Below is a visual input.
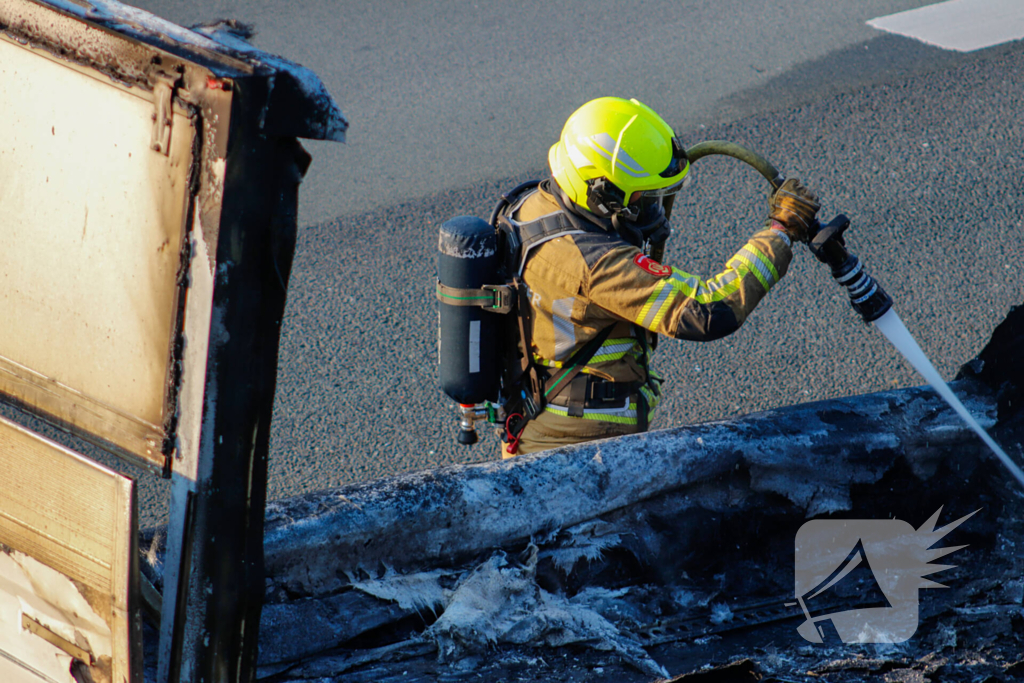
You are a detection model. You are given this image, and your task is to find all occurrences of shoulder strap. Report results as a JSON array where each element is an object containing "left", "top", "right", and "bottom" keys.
[
  {"left": 488, "top": 180, "right": 541, "bottom": 228},
  {"left": 498, "top": 211, "right": 586, "bottom": 276}
]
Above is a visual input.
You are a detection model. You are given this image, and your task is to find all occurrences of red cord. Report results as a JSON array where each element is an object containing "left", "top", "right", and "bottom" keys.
[{"left": 505, "top": 413, "right": 524, "bottom": 455}]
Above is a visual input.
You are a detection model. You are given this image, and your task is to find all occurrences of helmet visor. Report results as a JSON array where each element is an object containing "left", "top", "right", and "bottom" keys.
[
  {"left": 634, "top": 135, "right": 689, "bottom": 202},
  {"left": 638, "top": 175, "right": 688, "bottom": 200},
  {"left": 620, "top": 136, "right": 690, "bottom": 220}
]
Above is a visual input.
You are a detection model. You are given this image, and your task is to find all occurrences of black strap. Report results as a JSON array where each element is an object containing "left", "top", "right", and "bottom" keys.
[
  {"left": 541, "top": 325, "right": 616, "bottom": 403},
  {"left": 488, "top": 180, "right": 540, "bottom": 228},
  {"left": 499, "top": 210, "right": 585, "bottom": 275},
  {"left": 636, "top": 388, "right": 650, "bottom": 432},
  {"left": 548, "top": 375, "right": 639, "bottom": 409},
  {"left": 512, "top": 277, "right": 543, "bottom": 417},
  {"left": 633, "top": 326, "right": 661, "bottom": 431},
  {"left": 567, "top": 375, "right": 588, "bottom": 418}
]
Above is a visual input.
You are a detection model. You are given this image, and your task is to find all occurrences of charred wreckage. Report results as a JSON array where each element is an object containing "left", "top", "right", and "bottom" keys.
[
  {"left": 0, "top": 2, "right": 1019, "bottom": 681},
  {"left": 140, "top": 305, "right": 1024, "bottom": 682}
]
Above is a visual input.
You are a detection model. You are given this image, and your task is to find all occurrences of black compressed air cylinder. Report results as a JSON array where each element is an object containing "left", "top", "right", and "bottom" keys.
[{"left": 438, "top": 216, "right": 501, "bottom": 405}]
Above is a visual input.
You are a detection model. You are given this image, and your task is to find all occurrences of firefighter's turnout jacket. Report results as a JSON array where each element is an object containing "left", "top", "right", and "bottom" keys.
[{"left": 503, "top": 181, "right": 793, "bottom": 455}]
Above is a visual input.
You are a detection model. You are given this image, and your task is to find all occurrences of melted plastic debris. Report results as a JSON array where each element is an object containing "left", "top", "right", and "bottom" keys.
[
  {"left": 349, "top": 566, "right": 450, "bottom": 614},
  {"left": 427, "top": 546, "right": 668, "bottom": 679},
  {"left": 709, "top": 603, "right": 734, "bottom": 626},
  {"left": 541, "top": 519, "right": 623, "bottom": 574}
]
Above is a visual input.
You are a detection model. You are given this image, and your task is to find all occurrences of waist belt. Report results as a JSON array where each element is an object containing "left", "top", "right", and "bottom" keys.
[{"left": 547, "top": 375, "right": 641, "bottom": 415}]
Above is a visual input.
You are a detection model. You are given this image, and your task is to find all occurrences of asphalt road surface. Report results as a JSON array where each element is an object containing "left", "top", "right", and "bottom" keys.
[{"left": 45, "top": 0, "right": 1024, "bottom": 526}]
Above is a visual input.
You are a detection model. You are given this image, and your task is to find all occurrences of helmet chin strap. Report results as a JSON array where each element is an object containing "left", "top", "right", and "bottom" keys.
[
  {"left": 611, "top": 203, "right": 671, "bottom": 251},
  {"left": 551, "top": 181, "right": 671, "bottom": 254}
]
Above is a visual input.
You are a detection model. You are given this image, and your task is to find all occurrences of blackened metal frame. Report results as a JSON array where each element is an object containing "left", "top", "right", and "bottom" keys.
[{"left": 0, "top": 2, "right": 346, "bottom": 681}]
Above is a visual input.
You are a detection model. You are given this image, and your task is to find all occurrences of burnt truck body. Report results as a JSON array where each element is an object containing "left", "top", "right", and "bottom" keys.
[
  {"left": 243, "top": 305, "right": 1023, "bottom": 683},
  {"left": 3, "top": 3, "right": 1023, "bottom": 683},
  {"left": 0, "top": 2, "right": 345, "bottom": 682}
]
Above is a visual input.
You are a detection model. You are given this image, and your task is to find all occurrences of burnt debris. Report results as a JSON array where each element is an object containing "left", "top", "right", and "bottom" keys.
[{"left": 138, "top": 306, "right": 1024, "bottom": 682}]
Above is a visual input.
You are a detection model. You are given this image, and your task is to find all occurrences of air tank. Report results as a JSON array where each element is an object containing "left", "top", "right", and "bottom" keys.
[{"left": 437, "top": 216, "right": 502, "bottom": 406}]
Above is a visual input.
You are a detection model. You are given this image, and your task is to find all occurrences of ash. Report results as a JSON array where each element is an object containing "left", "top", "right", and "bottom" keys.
[{"left": 140, "top": 307, "right": 1024, "bottom": 682}]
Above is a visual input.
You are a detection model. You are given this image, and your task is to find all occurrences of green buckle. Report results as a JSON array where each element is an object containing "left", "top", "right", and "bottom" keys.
[
  {"left": 436, "top": 281, "right": 513, "bottom": 314},
  {"left": 481, "top": 284, "right": 513, "bottom": 314}
]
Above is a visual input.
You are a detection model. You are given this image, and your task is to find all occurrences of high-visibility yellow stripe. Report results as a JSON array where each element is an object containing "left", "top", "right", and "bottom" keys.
[
  {"left": 747, "top": 244, "right": 779, "bottom": 283},
  {"left": 728, "top": 253, "right": 767, "bottom": 291},
  {"left": 704, "top": 271, "right": 741, "bottom": 301},
  {"left": 537, "top": 337, "right": 638, "bottom": 368},
  {"left": 544, "top": 402, "right": 639, "bottom": 424},
  {"left": 590, "top": 349, "right": 633, "bottom": 363},
  {"left": 637, "top": 280, "right": 671, "bottom": 326},
  {"left": 652, "top": 288, "right": 682, "bottom": 329},
  {"left": 667, "top": 272, "right": 698, "bottom": 297},
  {"left": 545, "top": 387, "right": 661, "bottom": 424},
  {"left": 737, "top": 246, "right": 778, "bottom": 289},
  {"left": 640, "top": 385, "right": 661, "bottom": 412}
]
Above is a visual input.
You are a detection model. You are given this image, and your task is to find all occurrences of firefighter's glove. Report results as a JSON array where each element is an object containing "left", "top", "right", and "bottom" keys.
[{"left": 768, "top": 178, "right": 820, "bottom": 243}]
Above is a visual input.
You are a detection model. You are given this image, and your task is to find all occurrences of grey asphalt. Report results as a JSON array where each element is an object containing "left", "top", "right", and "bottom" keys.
[
  {"left": 44, "top": 1, "right": 1024, "bottom": 526},
  {"left": 132, "top": 0, "right": 944, "bottom": 225},
  {"left": 265, "top": 39, "right": 1023, "bottom": 502}
]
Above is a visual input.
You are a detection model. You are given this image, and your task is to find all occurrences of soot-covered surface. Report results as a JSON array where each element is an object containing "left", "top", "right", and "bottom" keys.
[{"left": 138, "top": 307, "right": 1024, "bottom": 682}]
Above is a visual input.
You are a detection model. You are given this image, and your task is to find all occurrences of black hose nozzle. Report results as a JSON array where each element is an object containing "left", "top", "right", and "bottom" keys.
[{"left": 809, "top": 215, "right": 893, "bottom": 323}]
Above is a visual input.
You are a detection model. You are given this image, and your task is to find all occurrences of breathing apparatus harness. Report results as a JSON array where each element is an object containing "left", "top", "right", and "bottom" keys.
[
  {"left": 437, "top": 179, "right": 663, "bottom": 450},
  {"left": 493, "top": 180, "right": 662, "bottom": 453}
]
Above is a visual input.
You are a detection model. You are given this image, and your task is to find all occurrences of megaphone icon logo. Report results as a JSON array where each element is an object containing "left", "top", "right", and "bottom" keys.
[{"left": 791, "top": 507, "right": 977, "bottom": 644}]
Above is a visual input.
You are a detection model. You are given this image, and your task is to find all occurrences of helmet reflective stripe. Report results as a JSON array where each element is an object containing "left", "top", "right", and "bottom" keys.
[
  {"left": 584, "top": 133, "right": 650, "bottom": 179},
  {"left": 549, "top": 97, "right": 689, "bottom": 213}
]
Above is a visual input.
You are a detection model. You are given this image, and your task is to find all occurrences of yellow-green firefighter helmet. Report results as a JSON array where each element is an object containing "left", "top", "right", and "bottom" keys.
[{"left": 549, "top": 97, "right": 689, "bottom": 218}]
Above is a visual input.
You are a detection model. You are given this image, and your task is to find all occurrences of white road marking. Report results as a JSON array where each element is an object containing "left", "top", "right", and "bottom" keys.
[{"left": 868, "top": 0, "right": 1024, "bottom": 52}]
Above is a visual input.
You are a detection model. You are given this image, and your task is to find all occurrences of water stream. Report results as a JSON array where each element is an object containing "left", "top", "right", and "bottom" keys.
[{"left": 873, "top": 309, "right": 1024, "bottom": 489}]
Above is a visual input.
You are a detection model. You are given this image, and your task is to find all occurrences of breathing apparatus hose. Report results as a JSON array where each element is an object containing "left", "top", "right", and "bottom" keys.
[{"left": 684, "top": 140, "right": 892, "bottom": 323}]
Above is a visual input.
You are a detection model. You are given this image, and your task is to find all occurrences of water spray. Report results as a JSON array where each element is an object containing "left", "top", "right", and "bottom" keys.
[{"left": 687, "top": 140, "right": 1024, "bottom": 489}]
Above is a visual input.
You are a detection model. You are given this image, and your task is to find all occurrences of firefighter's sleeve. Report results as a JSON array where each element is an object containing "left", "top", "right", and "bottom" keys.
[{"left": 585, "top": 228, "right": 793, "bottom": 341}]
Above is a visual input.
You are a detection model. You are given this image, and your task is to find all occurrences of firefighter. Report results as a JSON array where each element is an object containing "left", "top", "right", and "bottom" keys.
[{"left": 499, "top": 96, "right": 819, "bottom": 456}]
